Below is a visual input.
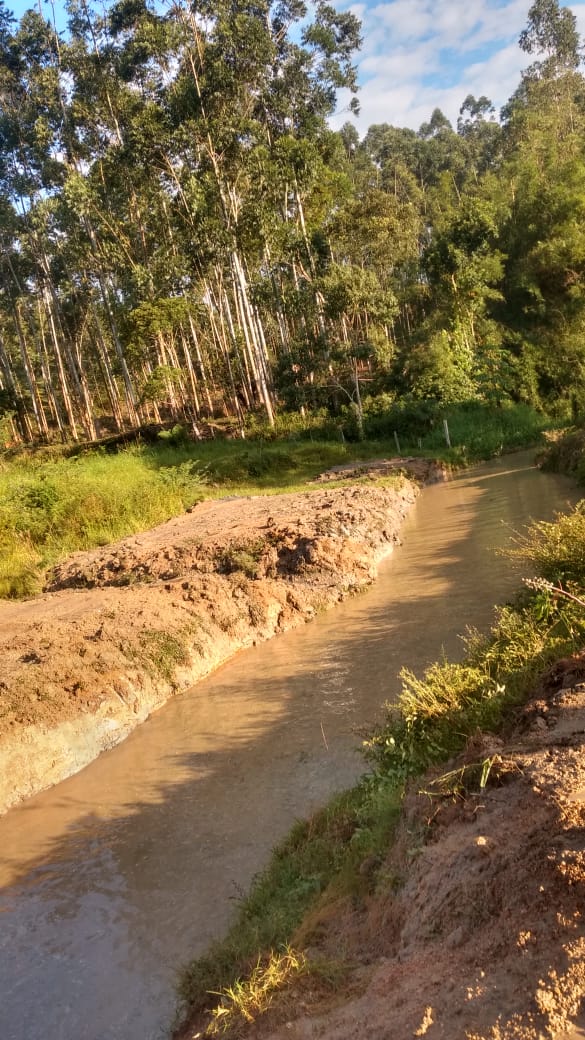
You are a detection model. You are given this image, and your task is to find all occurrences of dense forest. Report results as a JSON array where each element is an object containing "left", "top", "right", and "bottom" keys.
[{"left": 0, "top": 0, "right": 583, "bottom": 444}]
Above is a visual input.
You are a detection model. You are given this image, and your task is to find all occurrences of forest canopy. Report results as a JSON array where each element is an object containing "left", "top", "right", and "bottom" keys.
[{"left": 0, "top": 0, "right": 583, "bottom": 443}]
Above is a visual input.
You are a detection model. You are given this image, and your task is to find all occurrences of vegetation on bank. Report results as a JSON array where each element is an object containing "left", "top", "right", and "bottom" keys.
[
  {"left": 175, "top": 478, "right": 585, "bottom": 1038},
  {"left": 0, "top": 401, "right": 549, "bottom": 598},
  {"left": 539, "top": 427, "right": 585, "bottom": 483}
]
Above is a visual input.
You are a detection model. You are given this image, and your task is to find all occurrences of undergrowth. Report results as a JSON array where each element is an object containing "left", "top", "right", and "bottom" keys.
[
  {"left": 540, "top": 427, "right": 585, "bottom": 482},
  {"left": 175, "top": 500, "right": 585, "bottom": 1038}
]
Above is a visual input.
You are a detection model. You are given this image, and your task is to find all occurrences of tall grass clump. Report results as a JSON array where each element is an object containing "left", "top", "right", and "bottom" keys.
[
  {"left": 204, "top": 948, "right": 308, "bottom": 1035},
  {"left": 0, "top": 449, "right": 207, "bottom": 597}
]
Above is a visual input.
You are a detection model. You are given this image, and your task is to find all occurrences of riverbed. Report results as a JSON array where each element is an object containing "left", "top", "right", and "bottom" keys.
[{"left": 0, "top": 452, "right": 577, "bottom": 1040}]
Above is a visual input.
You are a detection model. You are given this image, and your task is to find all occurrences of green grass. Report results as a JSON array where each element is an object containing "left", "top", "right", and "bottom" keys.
[
  {"left": 0, "top": 450, "right": 207, "bottom": 597},
  {"left": 139, "top": 629, "right": 191, "bottom": 684},
  {"left": 417, "top": 400, "right": 552, "bottom": 462},
  {"left": 177, "top": 779, "right": 402, "bottom": 1033},
  {"left": 0, "top": 401, "right": 553, "bottom": 599},
  {"left": 175, "top": 498, "right": 585, "bottom": 1037},
  {"left": 363, "top": 501, "right": 585, "bottom": 782}
]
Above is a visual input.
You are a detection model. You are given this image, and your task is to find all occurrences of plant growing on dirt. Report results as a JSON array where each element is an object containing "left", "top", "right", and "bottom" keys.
[
  {"left": 218, "top": 540, "right": 266, "bottom": 580},
  {"left": 205, "top": 948, "right": 308, "bottom": 1035},
  {"left": 139, "top": 630, "right": 190, "bottom": 684}
]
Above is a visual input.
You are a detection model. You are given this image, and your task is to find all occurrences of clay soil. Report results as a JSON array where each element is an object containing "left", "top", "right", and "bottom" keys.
[
  {"left": 0, "top": 463, "right": 441, "bottom": 811},
  {"left": 238, "top": 660, "right": 585, "bottom": 1040}
]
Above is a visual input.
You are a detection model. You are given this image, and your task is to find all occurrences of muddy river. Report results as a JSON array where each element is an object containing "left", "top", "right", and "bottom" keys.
[{"left": 0, "top": 452, "right": 578, "bottom": 1040}]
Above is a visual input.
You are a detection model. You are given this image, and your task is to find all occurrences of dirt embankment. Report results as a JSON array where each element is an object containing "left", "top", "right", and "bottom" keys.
[
  {"left": 0, "top": 461, "right": 443, "bottom": 814},
  {"left": 239, "top": 660, "right": 585, "bottom": 1040}
]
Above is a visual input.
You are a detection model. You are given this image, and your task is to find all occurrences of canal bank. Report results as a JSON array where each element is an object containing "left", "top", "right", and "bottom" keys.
[
  {"left": 0, "top": 451, "right": 577, "bottom": 1040},
  {"left": 0, "top": 470, "right": 429, "bottom": 814}
]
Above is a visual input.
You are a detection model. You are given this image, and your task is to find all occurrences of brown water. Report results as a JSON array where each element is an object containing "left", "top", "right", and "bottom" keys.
[{"left": 0, "top": 453, "right": 577, "bottom": 1040}]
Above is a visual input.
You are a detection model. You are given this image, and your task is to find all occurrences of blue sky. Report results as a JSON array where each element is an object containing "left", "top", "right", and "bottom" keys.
[
  {"left": 6, "top": 0, "right": 585, "bottom": 132},
  {"left": 333, "top": 0, "right": 585, "bottom": 131}
]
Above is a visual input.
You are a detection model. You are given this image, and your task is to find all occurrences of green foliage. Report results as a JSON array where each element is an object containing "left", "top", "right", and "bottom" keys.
[
  {"left": 508, "top": 504, "right": 585, "bottom": 586},
  {"left": 519, "top": 0, "right": 581, "bottom": 75},
  {"left": 0, "top": 449, "right": 207, "bottom": 597},
  {"left": 361, "top": 396, "right": 440, "bottom": 439},
  {"left": 140, "top": 368, "right": 184, "bottom": 405},
  {"left": 2, "top": 0, "right": 585, "bottom": 446},
  {"left": 218, "top": 540, "right": 264, "bottom": 579},
  {"left": 363, "top": 502, "right": 585, "bottom": 784},
  {"left": 540, "top": 428, "right": 585, "bottom": 478},
  {"left": 139, "top": 629, "right": 190, "bottom": 683},
  {"left": 419, "top": 401, "right": 549, "bottom": 460},
  {"left": 177, "top": 779, "right": 401, "bottom": 1024},
  {"left": 156, "top": 458, "right": 207, "bottom": 505}
]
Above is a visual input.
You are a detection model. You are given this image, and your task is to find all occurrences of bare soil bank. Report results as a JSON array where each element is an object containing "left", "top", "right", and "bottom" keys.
[
  {"left": 238, "top": 661, "right": 585, "bottom": 1040},
  {"left": 0, "top": 460, "right": 443, "bottom": 813}
]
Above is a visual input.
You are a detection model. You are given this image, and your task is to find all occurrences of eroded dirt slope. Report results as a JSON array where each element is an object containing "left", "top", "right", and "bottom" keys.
[
  {"left": 248, "top": 661, "right": 585, "bottom": 1040},
  {"left": 0, "top": 475, "right": 427, "bottom": 812}
]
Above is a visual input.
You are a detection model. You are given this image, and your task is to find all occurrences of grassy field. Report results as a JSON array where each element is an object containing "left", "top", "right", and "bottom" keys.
[
  {"left": 0, "top": 402, "right": 551, "bottom": 599},
  {"left": 175, "top": 496, "right": 585, "bottom": 1038}
]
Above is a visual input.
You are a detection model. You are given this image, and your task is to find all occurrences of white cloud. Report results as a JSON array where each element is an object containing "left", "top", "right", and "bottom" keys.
[{"left": 333, "top": 0, "right": 585, "bottom": 132}]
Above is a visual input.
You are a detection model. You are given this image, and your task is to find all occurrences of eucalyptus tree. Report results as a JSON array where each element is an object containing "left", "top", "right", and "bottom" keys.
[
  {"left": 0, "top": 4, "right": 94, "bottom": 439},
  {"left": 456, "top": 95, "right": 502, "bottom": 178},
  {"left": 158, "top": 0, "right": 361, "bottom": 423},
  {"left": 496, "top": 0, "right": 585, "bottom": 410}
]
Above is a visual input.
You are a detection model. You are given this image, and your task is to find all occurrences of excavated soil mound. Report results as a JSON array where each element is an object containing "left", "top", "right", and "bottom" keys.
[
  {"left": 0, "top": 480, "right": 419, "bottom": 812},
  {"left": 314, "top": 457, "right": 449, "bottom": 485}
]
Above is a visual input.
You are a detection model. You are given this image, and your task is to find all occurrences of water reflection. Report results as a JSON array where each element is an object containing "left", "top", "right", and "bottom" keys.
[{"left": 0, "top": 452, "right": 577, "bottom": 1040}]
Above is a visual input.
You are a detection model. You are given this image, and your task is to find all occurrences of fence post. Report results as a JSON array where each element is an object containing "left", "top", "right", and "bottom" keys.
[
  {"left": 394, "top": 430, "right": 401, "bottom": 454},
  {"left": 443, "top": 419, "right": 451, "bottom": 448}
]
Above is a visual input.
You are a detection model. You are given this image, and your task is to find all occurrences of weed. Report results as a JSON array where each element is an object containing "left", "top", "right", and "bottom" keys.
[
  {"left": 204, "top": 947, "right": 307, "bottom": 1035},
  {"left": 219, "top": 549, "right": 262, "bottom": 580},
  {"left": 216, "top": 539, "right": 266, "bottom": 580},
  {"left": 139, "top": 629, "right": 190, "bottom": 684}
]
